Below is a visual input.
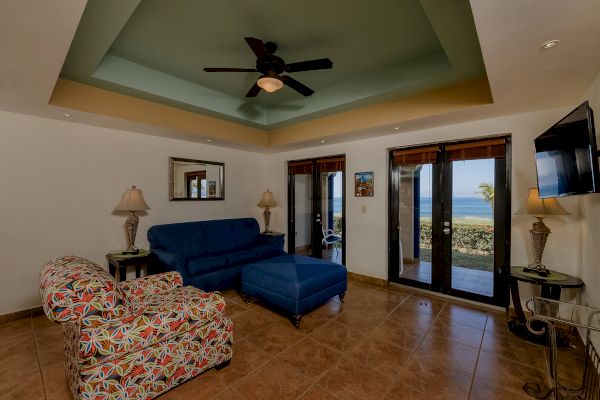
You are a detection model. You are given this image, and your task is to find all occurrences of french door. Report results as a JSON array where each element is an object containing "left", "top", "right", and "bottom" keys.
[
  {"left": 287, "top": 156, "right": 346, "bottom": 265},
  {"left": 388, "top": 137, "right": 510, "bottom": 306}
]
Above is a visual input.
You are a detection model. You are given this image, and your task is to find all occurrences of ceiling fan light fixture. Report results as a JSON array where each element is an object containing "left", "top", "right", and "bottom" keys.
[{"left": 257, "top": 76, "right": 283, "bottom": 93}]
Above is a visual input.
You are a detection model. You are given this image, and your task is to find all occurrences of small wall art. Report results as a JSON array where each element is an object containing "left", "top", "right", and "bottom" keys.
[{"left": 354, "top": 171, "right": 374, "bottom": 197}]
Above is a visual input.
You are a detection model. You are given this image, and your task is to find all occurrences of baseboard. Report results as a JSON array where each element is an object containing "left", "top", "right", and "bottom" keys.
[
  {"left": 347, "top": 271, "right": 389, "bottom": 287},
  {"left": 0, "top": 306, "right": 44, "bottom": 325}
]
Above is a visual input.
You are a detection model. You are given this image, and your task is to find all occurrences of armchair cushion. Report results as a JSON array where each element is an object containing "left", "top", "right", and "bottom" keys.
[
  {"left": 118, "top": 271, "right": 183, "bottom": 308},
  {"left": 78, "top": 287, "right": 226, "bottom": 365},
  {"left": 39, "top": 256, "right": 124, "bottom": 326}
]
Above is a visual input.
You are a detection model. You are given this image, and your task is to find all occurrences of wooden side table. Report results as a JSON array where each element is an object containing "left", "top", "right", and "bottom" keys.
[
  {"left": 106, "top": 250, "right": 156, "bottom": 282},
  {"left": 262, "top": 231, "right": 285, "bottom": 237}
]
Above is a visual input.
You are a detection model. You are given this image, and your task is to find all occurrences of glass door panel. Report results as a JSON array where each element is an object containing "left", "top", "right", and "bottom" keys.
[
  {"left": 450, "top": 159, "right": 495, "bottom": 297},
  {"left": 293, "top": 173, "right": 313, "bottom": 256},
  {"left": 319, "top": 171, "right": 343, "bottom": 264},
  {"left": 397, "top": 163, "right": 434, "bottom": 284}
]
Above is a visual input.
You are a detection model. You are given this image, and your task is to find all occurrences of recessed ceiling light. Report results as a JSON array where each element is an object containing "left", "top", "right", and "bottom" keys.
[
  {"left": 206, "top": 139, "right": 212, "bottom": 142},
  {"left": 541, "top": 40, "right": 560, "bottom": 50},
  {"left": 394, "top": 126, "right": 400, "bottom": 131},
  {"left": 62, "top": 113, "right": 71, "bottom": 118},
  {"left": 320, "top": 140, "right": 326, "bottom": 143}
]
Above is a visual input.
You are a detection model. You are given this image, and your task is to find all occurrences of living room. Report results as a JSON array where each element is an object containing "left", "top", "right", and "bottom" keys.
[{"left": 2, "top": 0, "right": 600, "bottom": 399}]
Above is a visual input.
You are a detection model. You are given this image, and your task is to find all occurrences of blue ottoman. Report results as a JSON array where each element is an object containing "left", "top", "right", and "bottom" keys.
[{"left": 241, "top": 255, "right": 347, "bottom": 328}]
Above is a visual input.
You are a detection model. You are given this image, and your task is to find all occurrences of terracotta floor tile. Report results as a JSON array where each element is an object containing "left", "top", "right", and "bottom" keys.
[
  {"left": 484, "top": 311, "right": 511, "bottom": 335},
  {"left": 429, "top": 320, "right": 484, "bottom": 349},
  {"left": 438, "top": 303, "right": 489, "bottom": 329},
  {"left": 277, "top": 337, "right": 343, "bottom": 381},
  {"left": 333, "top": 305, "right": 384, "bottom": 331},
  {"left": 318, "top": 355, "right": 393, "bottom": 400},
  {"left": 310, "top": 320, "right": 367, "bottom": 353},
  {"left": 214, "top": 388, "right": 245, "bottom": 400},
  {"left": 387, "top": 307, "right": 436, "bottom": 335},
  {"left": 232, "top": 359, "right": 311, "bottom": 400},
  {"left": 299, "top": 385, "right": 339, "bottom": 400},
  {"left": 549, "top": 349, "right": 585, "bottom": 382},
  {"left": 160, "top": 368, "right": 229, "bottom": 399},
  {"left": 224, "top": 299, "right": 252, "bottom": 319},
  {"left": 413, "top": 334, "right": 479, "bottom": 374},
  {"left": 231, "top": 308, "right": 277, "bottom": 338},
  {"left": 481, "top": 330, "right": 547, "bottom": 370},
  {"left": 348, "top": 336, "right": 412, "bottom": 377},
  {"left": 393, "top": 357, "right": 473, "bottom": 400},
  {"left": 216, "top": 338, "right": 272, "bottom": 386},
  {"left": 245, "top": 320, "right": 305, "bottom": 355},
  {"left": 296, "top": 301, "right": 343, "bottom": 334},
  {"left": 396, "top": 294, "right": 445, "bottom": 316},
  {"left": 475, "top": 350, "right": 548, "bottom": 395},
  {"left": 370, "top": 319, "right": 425, "bottom": 352},
  {"left": 469, "top": 378, "right": 532, "bottom": 400},
  {"left": 384, "top": 380, "right": 468, "bottom": 400}
]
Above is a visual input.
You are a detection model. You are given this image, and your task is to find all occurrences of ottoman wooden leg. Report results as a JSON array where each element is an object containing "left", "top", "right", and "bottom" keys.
[
  {"left": 291, "top": 315, "right": 302, "bottom": 329},
  {"left": 339, "top": 291, "right": 346, "bottom": 302}
]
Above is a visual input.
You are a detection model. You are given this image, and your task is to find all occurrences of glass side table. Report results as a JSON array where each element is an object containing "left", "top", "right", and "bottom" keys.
[{"left": 524, "top": 297, "right": 600, "bottom": 399}]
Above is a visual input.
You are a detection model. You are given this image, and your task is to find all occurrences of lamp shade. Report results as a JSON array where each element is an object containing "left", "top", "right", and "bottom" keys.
[
  {"left": 114, "top": 186, "right": 151, "bottom": 212},
  {"left": 257, "top": 76, "right": 283, "bottom": 93},
  {"left": 514, "top": 187, "right": 569, "bottom": 217},
  {"left": 257, "top": 190, "right": 277, "bottom": 208}
]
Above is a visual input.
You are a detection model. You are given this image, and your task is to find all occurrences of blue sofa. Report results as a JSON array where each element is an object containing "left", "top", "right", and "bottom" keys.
[{"left": 147, "top": 218, "right": 285, "bottom": 291}]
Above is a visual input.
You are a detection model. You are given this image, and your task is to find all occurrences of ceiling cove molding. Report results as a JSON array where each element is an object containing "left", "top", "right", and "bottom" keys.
[{"left": 50, "top": 77, "right": 491, "bottom": 150}]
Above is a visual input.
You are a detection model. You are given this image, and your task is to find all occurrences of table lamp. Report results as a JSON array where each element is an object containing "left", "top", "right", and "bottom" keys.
[
  {"left": 114, "top": 186, "right": 151, "bottom": 254},
  {"left": 257, "top": 190, "right": 277, "bottom": 233},
  {"left": 515, "top": 187, "right": 569, "bottom": 275}
]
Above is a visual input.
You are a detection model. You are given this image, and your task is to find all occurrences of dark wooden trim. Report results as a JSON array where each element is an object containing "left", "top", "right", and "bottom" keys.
[{"left": 287, "top": 174, "right": 296, "bottom": 253}]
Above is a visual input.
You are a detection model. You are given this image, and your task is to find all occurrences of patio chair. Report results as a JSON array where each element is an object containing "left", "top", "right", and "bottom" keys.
[{"left": 322, "top": 225, "right": 342, "bottom": 254}]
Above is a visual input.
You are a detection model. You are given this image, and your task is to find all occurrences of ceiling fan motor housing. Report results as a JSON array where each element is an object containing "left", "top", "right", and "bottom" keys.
[{"left": 256, "top": 55, "right": 285, "bottom": 76}]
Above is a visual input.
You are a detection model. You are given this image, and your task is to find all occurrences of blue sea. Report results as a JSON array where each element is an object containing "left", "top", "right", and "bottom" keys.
[
  {"left": 420, "top": 197, "right": 492, "bottom": 219},
  {"left": 331, "top": 196, "right": 491, "bottom": 219}
]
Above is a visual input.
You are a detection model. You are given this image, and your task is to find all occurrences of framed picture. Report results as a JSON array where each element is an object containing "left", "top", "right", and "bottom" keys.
[
  {"left": 355, "top": 171, "right": 374, "bottom": 197},
  {"left": 208, "top": 181, "right": 217, "bottom": 197}
]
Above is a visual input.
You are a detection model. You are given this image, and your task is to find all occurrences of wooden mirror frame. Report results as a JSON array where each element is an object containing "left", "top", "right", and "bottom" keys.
[{"left": 169, "top": 157, "right": 225, "bottom": 201}]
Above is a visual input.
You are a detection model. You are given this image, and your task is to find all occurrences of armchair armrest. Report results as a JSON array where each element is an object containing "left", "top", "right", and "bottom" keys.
[{"left": 118, "top": 271, "right": 183, "bottom": 306}]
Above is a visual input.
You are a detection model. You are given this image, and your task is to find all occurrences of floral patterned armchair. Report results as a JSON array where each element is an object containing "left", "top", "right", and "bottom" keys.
[{"left": 39, "top": 256, "right": 233, "bottom": 400}]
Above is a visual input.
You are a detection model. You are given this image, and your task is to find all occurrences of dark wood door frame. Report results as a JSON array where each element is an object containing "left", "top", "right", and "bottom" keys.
[
  {"left": 287, "top": 155, "right": 346, "bottom": 265},
  {"left": 388, "top": 137, "right": 511, "bottom": 307}
]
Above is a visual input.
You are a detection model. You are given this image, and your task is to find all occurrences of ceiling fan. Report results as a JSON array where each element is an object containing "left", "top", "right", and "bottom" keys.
[{"left": 204, "top": 37, "right": 333, "bottom": 97}]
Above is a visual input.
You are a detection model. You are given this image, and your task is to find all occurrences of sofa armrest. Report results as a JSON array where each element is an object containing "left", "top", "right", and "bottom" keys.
[
  {"left": 118, "top": 271, "right": 183, "bottom": 305},
  {"left": 258, "top": 233, "right": 285, "bottom": 249},
  {"left": 151, "top": 248, "right": 186, "bottom": 272}
]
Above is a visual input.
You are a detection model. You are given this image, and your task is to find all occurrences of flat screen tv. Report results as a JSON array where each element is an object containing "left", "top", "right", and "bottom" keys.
[{"left": 535, "top": 101, "right": 599, "bottom": 198}]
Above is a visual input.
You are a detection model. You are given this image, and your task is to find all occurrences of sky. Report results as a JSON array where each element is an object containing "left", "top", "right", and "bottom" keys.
[{"left": 420, "top": 159, "right": 495, "bottom": 197}]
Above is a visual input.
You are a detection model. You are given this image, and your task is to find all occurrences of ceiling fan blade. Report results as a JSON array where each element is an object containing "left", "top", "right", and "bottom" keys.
[
  {"left": 244, "top": 37, "right": 268, "bottom": 58},
  {"left": 285, "top": 58, "right": 333, "bottom": 73},
  {"left": 203, "top": 68, "right": 257, "bottom": 72},
  {"left": 245, "top": 82, "right": 261, "bottom": 97},
  {"left": 281, "top": 75, "right": 314, "bottom": 96}
]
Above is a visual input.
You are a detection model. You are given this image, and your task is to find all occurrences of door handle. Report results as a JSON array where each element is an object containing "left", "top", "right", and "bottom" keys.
[
  {"left": 443, "top": 228, "right": 451, "bottom": 235},
  {"left": 316, "top": 219, "right": 321, "bottom": 222}
]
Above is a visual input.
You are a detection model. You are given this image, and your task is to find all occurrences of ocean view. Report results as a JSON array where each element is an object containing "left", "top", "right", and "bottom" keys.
[{"left": 420, "top": 196, "right": 492, "bottom": 219}]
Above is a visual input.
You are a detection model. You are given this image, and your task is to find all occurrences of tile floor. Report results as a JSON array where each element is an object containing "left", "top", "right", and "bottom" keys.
[
  {"left": 0, "top": 279, "right": 585, "bottom": 400},
  {"left": 400, "top": 261, "right": 494, "bottom": 297}
]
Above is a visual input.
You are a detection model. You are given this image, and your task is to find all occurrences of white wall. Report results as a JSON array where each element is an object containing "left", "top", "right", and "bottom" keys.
[
  {"left": 0, "top": 110, "right": 268, "bottom": 315},
  {"left": 579, "top": 72, "right": 600, "bottom": 316},
  {"left": 266, "top": 107, "right": 582, "bottom": 302}
]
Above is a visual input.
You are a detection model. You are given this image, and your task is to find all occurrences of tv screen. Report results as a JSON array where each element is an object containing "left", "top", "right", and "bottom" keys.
[{"left": 535, "top": 101, "right": 598, "bottom": 198}]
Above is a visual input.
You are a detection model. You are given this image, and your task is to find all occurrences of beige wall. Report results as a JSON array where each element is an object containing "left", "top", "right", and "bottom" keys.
[
  {"left": 266, "top": 107, "right": 581, "bottom": 304},
  {"left": 0, "top": 110, "right": 268, "bottom": 315}
]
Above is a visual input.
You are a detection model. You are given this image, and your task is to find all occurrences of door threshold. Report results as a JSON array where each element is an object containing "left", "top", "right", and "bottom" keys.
[{"left": 389, "top": 282, "right": 505, "bottom": 312}]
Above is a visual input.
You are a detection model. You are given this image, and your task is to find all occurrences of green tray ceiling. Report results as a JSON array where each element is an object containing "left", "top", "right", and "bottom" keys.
[{"left": 60, "top": 0, "right": 486, "bottom": 130}]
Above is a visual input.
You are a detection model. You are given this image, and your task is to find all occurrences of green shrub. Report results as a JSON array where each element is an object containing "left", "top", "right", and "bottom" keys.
[{"left": 419, "top": 221, "right": 494, "bottom": 255}]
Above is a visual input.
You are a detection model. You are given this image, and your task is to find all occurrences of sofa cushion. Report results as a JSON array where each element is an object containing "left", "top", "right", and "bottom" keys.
[
  {"left": 148, "top": 222, "right": 208, "bottom": 258},
  {"left": 229, "top": 219, "right": 260, "bottom": 248},
  {"left": 200, "top": 220, "right": 237, "bottom": 254},
  {"left": 226, "top": 249, "right": 258, "bottom": 266},
  {"left": 187, "top": 255, "right": 229, "bottom": 276}
]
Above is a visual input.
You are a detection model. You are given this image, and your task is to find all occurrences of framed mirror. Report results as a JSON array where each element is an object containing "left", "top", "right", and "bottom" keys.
[{"left": 169, "top": 157, "right": 224, "bottom": 201}]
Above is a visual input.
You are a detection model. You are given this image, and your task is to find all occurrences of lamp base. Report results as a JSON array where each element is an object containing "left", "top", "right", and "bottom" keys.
[
  {"left": 125, "top": 212, "right": 140, "bottom": 253},
  {"left": 523, "top": 265, "right": 550, "bottom": 277},
  {"left": 263, "top": 207, "right": 272, "bottom": 233}
]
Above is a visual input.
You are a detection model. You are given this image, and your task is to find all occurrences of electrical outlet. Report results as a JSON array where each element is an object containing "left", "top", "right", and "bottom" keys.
[{"left": 362, "top": 205, "right": 367, "bottom": 213}]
